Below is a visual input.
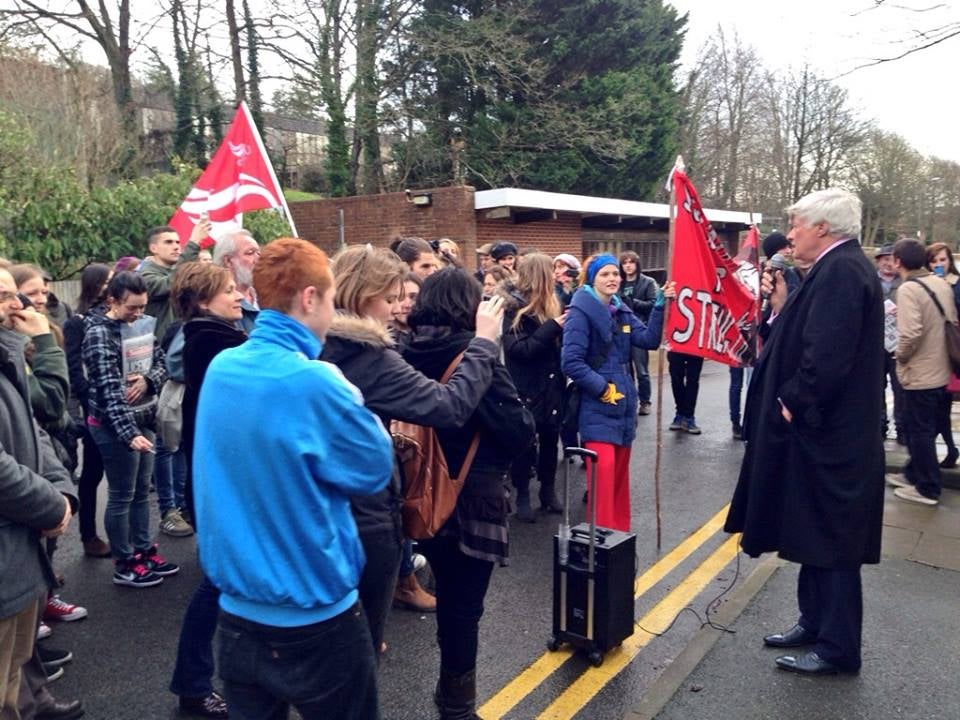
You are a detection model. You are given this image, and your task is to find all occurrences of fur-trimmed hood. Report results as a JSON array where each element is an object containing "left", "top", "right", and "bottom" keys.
[
  {"left": 326, "top": 312, "right": 395, "bottom": 349},
  {"left": 496, "top": 280, "right": 527, "bottom": 313}
]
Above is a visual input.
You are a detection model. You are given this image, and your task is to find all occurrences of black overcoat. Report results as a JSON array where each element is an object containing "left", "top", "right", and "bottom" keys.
[{"left": 725, "top": 240, "right": 885, "bottom": 569}]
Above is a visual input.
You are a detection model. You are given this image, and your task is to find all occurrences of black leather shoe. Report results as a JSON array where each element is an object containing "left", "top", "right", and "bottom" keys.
[
  {"left": 36, "top": 699, "right": 84, "bottom": 720},
  {"left": 763, "top": 623, "right": 816, "bottom": 648},
  {"left": 179, "top": 691, "right": 229, "bottom": 718},
  {"left": 775, "top": 652, "right": 841, "bottom": 675},
  {"left": 941, "top": 448, "right": 959, "bottom": 469}
]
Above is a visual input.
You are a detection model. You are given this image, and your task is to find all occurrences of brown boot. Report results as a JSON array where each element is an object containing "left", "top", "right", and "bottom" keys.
[
  {"left": 393, "top": 572, "right": 437, "bottom": 612},
  {"left": 83, "top": 536, "right": 111, "bottom": 558}
]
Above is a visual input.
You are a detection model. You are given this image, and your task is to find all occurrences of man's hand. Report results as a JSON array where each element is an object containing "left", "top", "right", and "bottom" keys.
[
  {"left": 9, "top": 307, "right": 50, "bottom": 337},
  {"left": 129, "top": 435, "right": 154, "bottom": 453},
  {"left": 779, "top": 399, "right": 793, "bottom": 423},
  {"left": 763, "top": 268, "right": 788, "bottom": 314},
  {"left": 189, "top": 217, "right": 213, "bottom": 246},
  {"left": 125, "top": 375, "right": 148, "bottom": 404},
  {"left": 475, "top": 295, "right": 505, "bottom": 342},
  {"left": 42, "top": 496, "right": 72, "bottom": 538}
]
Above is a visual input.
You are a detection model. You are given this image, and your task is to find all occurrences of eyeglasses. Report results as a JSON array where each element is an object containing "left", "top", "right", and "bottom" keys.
[{"left": 0, "top": 291, "right": 18, "bottom": 303}]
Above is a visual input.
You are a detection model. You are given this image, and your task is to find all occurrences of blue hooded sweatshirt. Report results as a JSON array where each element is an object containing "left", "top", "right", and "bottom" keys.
[{"left": 194, "top": 309, "right": 393, "bottom": 627}]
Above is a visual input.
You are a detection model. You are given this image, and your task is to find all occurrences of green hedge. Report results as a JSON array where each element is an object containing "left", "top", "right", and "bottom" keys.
[{"left": 0, "top": 113, "right": 291, "bottom": 279}]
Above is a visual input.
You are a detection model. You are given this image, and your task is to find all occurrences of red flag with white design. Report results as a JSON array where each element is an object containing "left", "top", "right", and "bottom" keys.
[
  {"left": 168, "top": 102, "right": 293, "bottom": 247},
  {"left": 664, "top": 170, "right": 758, "bottom": 366}
]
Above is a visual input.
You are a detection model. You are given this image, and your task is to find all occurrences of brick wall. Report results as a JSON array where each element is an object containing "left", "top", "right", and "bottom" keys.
[
  {"left": 289, "top": 185, "right": 477, "bottom": 257},
  {"left": 288, "top": 189, "right": 748, "bottom": 276},
  {"left": 477, "top": 212, "right": 583, "bottom": 261}
]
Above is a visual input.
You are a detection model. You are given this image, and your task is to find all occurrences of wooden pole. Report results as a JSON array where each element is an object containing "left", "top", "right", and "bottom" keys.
[
  {"left": 653, "top": 154, "right": 684, "bottom": 551},
  {"left": 751, "top": 214, "right": 762, "bottom": 362}
]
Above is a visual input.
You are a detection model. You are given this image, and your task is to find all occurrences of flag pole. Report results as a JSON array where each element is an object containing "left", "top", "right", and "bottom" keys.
[
  {"left": 239, "top": 101, "right": 300, "bottom": 238},
  {"left": 654, "top": 154, "right": 684, "bottom": 551}
]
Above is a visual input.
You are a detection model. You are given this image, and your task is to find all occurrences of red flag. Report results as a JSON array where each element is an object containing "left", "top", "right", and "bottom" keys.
[
  {"left": 664, "top": 171, "right": 758, "bottom": 366},
  {"left": 168, "top": 102, "right": 287, "bottom": 247}
]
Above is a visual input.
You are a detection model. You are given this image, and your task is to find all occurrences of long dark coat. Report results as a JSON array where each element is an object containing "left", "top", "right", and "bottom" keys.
[
  {"left": 725, "top": 240, "right": 885, "bottom": 569},
  {"left": 500, "top": 287, "right": 566, "bottom": 430}
]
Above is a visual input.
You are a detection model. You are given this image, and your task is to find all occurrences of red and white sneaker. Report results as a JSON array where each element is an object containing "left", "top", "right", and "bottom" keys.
[
  {"left": 37, "top": 622, "right": 52, "bottom": 640},
  {"left": 44, "top": 595, "right": 88, "bottom": 622}
]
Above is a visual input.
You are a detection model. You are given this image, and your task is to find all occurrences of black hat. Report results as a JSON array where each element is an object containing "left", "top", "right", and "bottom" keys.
[
  {"left": 874, "top": 243, "right": 895, "bottom": 258},
  {"left": 762, "top": 232, "right": 789, "bottom": 259},
  {"left": 490, "top": 242, "right": 518, "bottom": 261}
]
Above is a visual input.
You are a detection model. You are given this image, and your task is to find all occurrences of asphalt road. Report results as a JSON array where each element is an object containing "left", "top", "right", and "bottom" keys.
[{"left": 45, "top": 361, "right": 755, "bottom": 720}]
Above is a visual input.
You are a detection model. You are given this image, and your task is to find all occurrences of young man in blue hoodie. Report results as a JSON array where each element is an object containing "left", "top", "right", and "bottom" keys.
[{"left": 193, "top": 237, "right": 394, "bottom": 720}]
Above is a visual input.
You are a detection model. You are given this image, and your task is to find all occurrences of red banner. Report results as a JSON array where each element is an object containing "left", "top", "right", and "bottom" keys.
[
  {"left": 168, "top": 102, "right": 286, "bottom": 247},
  {"left": 664, "top": 170, "right": 758, "bottom": 366}
]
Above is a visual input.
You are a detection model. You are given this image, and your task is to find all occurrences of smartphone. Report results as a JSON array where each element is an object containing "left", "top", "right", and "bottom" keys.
[{"left": 17, "top": 292, "right": 33, "bottom": 309}]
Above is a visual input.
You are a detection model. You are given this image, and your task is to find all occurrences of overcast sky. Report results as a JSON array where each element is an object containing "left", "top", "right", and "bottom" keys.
[{"left": 670, "top": 0, "right": 960, "bottom": 163}]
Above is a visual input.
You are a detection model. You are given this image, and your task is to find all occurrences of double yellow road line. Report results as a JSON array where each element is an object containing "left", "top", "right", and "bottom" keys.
[{"left": 478, "top": 505, "right": 739, "bottom": 720}]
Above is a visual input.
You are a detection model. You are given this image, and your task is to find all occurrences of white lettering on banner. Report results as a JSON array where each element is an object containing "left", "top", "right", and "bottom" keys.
[
  {"left": 673, "top": 288, "right": 696, "bottom": 343},
  {"left": 671, "top": 285, "right": 751, "bottom": 363}
]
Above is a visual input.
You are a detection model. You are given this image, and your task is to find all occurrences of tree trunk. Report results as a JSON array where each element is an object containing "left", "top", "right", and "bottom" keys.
[
  {"left": 226, "top": 0, "right": 246, "bottom": 103},
  {"left": 355, "top": 0, "right": 384, "bottom": 194},
  {"left": 242, "top": 0, "right": 265, "bottom": 134}
]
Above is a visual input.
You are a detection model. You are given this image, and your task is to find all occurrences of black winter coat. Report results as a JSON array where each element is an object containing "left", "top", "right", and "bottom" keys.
[
  {"left": 402, "top": 328, "right": 535, "bottom": 499},
  {"left": 181, "top": 315, "right": 247, "bottom": 522},
  {"left": 501, "top": 290, "right": 565, "bottom": 429},
  {"left": 63, "top": 306, "right": 105, "bottom": 408},
  {"left": 725, "top": 240, "right": 885, "bottom": 569},
  {"left": 618, "top": 274, "right": 658, "bottom": 323},
  {"left": 320, "top": 314, "right": 499, "bottom": 536}
]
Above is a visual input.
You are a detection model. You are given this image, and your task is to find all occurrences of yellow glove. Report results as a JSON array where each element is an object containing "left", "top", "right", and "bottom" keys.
[{"left": 599, "top": 382, "right": 625, "bottom": 405}]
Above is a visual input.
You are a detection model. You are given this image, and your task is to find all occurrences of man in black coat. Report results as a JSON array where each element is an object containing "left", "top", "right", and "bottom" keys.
[{"left": 725, "top": 188, "right": 885, "bottom": 676}]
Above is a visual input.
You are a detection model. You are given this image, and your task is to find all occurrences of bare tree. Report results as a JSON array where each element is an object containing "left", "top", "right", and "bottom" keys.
[
  {"left": 841, "top": 1, "right": 960, "bottom": 74},
  {"left": 0, "top": 0, "right": 151, "bottom": 173}
]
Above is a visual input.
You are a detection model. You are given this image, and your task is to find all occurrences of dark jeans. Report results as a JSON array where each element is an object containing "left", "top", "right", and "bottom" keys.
[
  {"left": 77, "top": 425, "right": 105, "bottom": 542},
  {"left": 170, "top": 573, "right": 221, "bottom": 699},
  {"left": 218, "top": 604, "right": 379, "bottom": 720},
  {"left": 90, "top": 423, "right": 155, "bottom": 559},
  {"left": 357, "top": 527, "right": 402, "bottom": 654},
  {"left": 903, "top": 387, "right": 944, "bottom": 499},
  {"left": 511, "top": 425, "right": 560, "bottom": 495},
  {"left": 154, "top": 435, "right": 187, "bottom": 515},
  {"left": 937, "top": 386, "right": 956, "bottom": 453},
  {"left": 420, "top": 535, "right": 495, "bottom": 674},
  {"left": 631, "top": 346, "right": 651, "bottom": 403},
  {"left": 797, "top": 564, "right": 863, "bottom": 672},
  {"left": 399, "top": 538, "right": 416, "bottom": 578},
  {"left": 883, "top": 353, "right": 906, "bottom": 437},
  {"left": 668, "top": 351, "right": 704, "bottom": 419}
]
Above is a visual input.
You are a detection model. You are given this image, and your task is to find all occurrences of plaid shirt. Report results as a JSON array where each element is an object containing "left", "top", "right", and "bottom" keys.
[{"left": 81, "top": 315, "right": 167, "bottom": 444}]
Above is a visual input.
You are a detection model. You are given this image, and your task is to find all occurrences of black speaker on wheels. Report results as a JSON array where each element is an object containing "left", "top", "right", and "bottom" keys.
[{"left": 548, "top": 448, "right": 636, "bottom": 666}]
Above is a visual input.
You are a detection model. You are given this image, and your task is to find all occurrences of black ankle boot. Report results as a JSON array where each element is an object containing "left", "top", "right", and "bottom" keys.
[
  {"left": 513, "top": 478, "right": 535, "bottom": 523},
  {"left": 538, "top": 483, "right": 563, "bottom": 513},
  {"left": 436, "top": 668, "right": 482, "bottom": 720},
  {"left": 941, "top": 447, "right": 959, "bottom": 469}
]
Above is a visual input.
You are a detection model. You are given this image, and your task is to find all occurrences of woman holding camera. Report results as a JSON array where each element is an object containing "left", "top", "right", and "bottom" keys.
[
  {"left": 320, "top": 246, "right": 504, "bottom": 656},
  {"left": 402, "top": 268, "right": 534, "bottom": 720}
]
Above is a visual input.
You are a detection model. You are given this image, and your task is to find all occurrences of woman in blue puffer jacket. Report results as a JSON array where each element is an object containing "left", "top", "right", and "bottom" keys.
[{"left": 561, "top": 254, "right": 675, "bottom": 532}]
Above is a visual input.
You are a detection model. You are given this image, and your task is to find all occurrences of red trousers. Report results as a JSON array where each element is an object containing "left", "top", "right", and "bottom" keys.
[{"left": 583, "top": 442, "right": 632, "bottom": 532}]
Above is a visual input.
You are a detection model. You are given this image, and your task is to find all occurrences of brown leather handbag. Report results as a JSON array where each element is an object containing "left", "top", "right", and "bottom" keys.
[{"left": 391, "top": 352, "right": 481, "bottom": 540}]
